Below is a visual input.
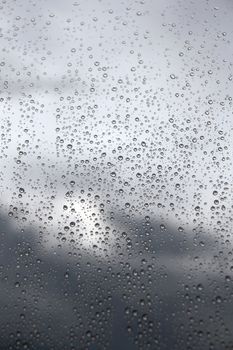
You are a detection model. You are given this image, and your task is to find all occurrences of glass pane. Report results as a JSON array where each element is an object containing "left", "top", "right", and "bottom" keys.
[{"left": 0, "top": 0, "right": 232, "bottom": 349}]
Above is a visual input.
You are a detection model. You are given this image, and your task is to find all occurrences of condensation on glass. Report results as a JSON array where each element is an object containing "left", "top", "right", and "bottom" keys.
[{"left": 0, "top": 0, "right": 233, "bottom": 349}]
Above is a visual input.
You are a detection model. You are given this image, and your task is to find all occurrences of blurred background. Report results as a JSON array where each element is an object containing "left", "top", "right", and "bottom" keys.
[{"left": 0, "top": 0, "right": 233, "bottom": 349}]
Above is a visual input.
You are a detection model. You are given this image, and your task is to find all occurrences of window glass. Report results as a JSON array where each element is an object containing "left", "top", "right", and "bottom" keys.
[{"left": 0, "top": 0, "right": 233, "bottom": 349}]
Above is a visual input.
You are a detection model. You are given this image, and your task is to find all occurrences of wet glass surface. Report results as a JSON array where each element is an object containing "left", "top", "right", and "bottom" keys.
[{"left": 0, "top": 0, "right": 233, "bottom": 349}]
